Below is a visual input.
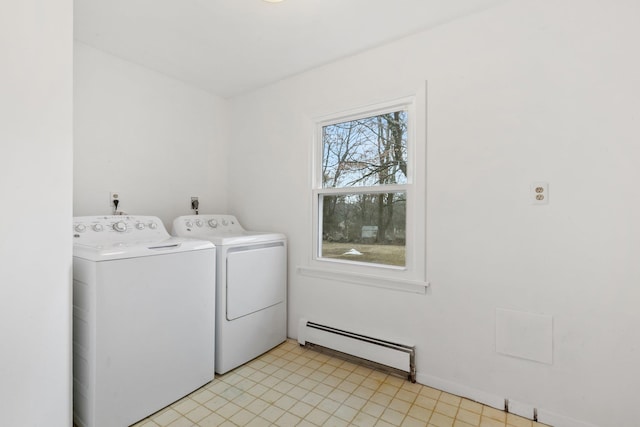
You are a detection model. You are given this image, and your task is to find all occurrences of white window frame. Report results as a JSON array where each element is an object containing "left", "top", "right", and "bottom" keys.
[{"left": 300, "top": 95, "right": 428, "bottom": 294}]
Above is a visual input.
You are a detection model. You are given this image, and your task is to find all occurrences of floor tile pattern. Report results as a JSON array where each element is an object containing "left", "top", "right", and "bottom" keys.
[{"left": 132, "top": 340, "right": 551, "bottom": 427}]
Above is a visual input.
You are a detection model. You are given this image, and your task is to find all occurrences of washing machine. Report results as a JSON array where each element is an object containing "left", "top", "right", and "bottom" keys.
[
  {"left": 72, "top": 215, "right": 216, "bottom": 427},
  {"left": 172, "top": 214, "right": 287, "bottom": 374}
]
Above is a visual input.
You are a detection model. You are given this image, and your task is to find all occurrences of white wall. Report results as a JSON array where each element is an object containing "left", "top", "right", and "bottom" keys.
[
  {"left": 227, "top": 1, "right": 640, "bottom": 426},
  {"left": 74, "top": 43, "right": 229, "bottom": 227},
  {"left": 0, "top": 0, "right": 73, "bottom": 425}
]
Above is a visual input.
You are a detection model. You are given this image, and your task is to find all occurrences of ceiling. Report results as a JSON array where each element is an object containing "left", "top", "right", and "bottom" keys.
[{"left": 74, "top": 0, "right": 505, "bottom": 98}]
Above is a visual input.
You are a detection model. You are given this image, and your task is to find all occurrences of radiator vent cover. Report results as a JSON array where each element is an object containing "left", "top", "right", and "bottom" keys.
[{"left": 298, "top": 318, "right": 416, "bottom": 382}]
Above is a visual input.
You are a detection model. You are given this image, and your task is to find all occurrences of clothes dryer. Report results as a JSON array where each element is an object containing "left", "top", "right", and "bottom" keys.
[
  {"left": 172, "top": 214, "right": 286, "bottom": 374},
  {"left": 72, "top": 216, "right": 215, "bottom": 427}
]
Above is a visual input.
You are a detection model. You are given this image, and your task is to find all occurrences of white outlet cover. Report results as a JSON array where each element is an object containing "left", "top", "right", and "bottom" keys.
[{"left": 530, "top": 182, "right": 549, "bottom": 205}]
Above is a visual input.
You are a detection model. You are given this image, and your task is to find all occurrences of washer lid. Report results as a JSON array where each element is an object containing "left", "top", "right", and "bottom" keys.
[{"left": 73, "top": 236, "right": 214, "bottom": 261}]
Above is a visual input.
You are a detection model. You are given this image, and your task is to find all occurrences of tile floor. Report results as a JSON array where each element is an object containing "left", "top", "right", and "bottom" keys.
[{"left": 132, "top": 340, "right": 551, "bottom": 427}]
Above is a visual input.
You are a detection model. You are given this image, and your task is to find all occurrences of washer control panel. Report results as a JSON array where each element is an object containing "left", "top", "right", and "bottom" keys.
[
  {"left": 73, "top": 215, "right": 168, "bottom": 243},
  {"left": 172, "top": 214, "right": 244, "bottom": 235}
]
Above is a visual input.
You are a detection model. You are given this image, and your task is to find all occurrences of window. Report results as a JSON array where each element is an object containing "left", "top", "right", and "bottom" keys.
[{"left": 312, "top": 99, "right": 418, "bottom": 272}]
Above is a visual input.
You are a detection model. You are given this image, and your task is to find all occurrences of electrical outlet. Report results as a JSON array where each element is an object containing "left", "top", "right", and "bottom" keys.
[
  {"left": 191, "top": 196, "right": 199, "bottom": 210},
  {"left": 530, "top": 182, "right": 548, "bottom": 205},
  {"left": 110, "top": 192, "right": 120, "bottom": 208}
]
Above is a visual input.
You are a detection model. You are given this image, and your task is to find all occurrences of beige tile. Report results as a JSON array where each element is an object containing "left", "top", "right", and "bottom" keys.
[
  {"left": 456, "top": 408, "right": 481, "bottom": 426},
  {"left": 402, "top": 416, "right": 429, "bottom": 427},
  {"left": 375, "top": 420, "right": 397, "bottom": 427},
  {"left": 396, "top": 388, "right": 418, "bottom": 404},
  {"left": 362, "top": 401, "right": 387, "bottom": 418},
  {"left": 189, "top": 388, "right": 214, "bottom": 404},
  {"left": 332, "top": 367, "right": 352, "bottom": 379},
  {"left": 304, "top": 408, "right": 332, "bottom": 426},
  {"left": 286, "top": 385, "right": 309, "bottom": 399},
  {"left": 351, "top": 411, "right": 380, "bottom": 427},
  {"left": 197, "top": 412, "right": 227, "bottom": 427},
  {"left": 439, "top": 393, "right": 462, "bottom": 407},
  {"left": 454, "top": 420, "right": 476, "bottom": 427},
  {"left": 333, "top": 404, "right": 359, "bottom": 422},
  {"left": 506, "top": 413, "right": 532, "bottom": 427},
  {"left": 166, "top": 417, "right": 194, "bottom": 427},
  {"left": 172, "top": 398, "right": 198, "bottom": 415},
  {"left": 480, "top": 416, "right": 506, "bottom": 427},
  {"left": 261, "top": 388, "right": 284, "bottom": 404},
  {"left": 184, "top": 405, "right": 212, "bottom": 423},
  {"left": 388, "top": 397, "right": 412, "bottom": 413},
  {"left": 151, "top": 408, "right": 180, "bottom": 426},
  {"left": 318, "top": 397, "right": 341, "bottom": 414},
  {"left": 323, "top": 375, "right": 343, "bottom": 388},
  {"left": 435, "top": 401, "right": 459, "bottom": 418},
  {"left": 408, "top": 404, "right": 432, "bottom": 421},
  {"left": 460, "top": 399, "right": 483, "bottom": 414},
  {"left": 362, "top": 377, "right": 385, "bottom": 391},
  {"left": 245, "top": 398, "right": 271, "bottom": 415},
  {"left": 379, "top": 383, "right": 401, "bottom": 397},
  {"left": 230, "top": 408, "right": 256, "bottom": 426},
  {"left": 414, "top": 395, "right": 438, "bottom": 410},
  {"left": 420, "top": 386, "right": 442, "bottom": 400},
  {"left": 273, "top": 394, "right": 297, "bottom": 411},
  {"left": 369, "top": 392, "right": 393, "bottom": 407},
  {"left": 301, "top": 391, "right": 324, "bottom": 407},
  {"left": 202, "top": 395, "right": 229, "bottom": 412},
  {"left": 274, "top": 411, "right": 301, "bottom": 427},
  {"left": 216, "top": 401, "right": 242, "bottom": 419},
  {"left": 482, "top": 406, "right": 507, "bottom": 423},
  {"left": 346, "top": 372, "right": 367, "bottom": 384},
  {"left": 260, "top": 405, "right": 286, "bottom": 423},
  {"left": 323, "top": 415, "right": 351, "bottom": 427},
  {"left": 337, "top": 379, "right": 359, "bottom": 394},
  {"left": 247, "top": 383, "right": 270, "bottom": 397},
  {"left": 132, "top": 420, "right": 159, "bottom": 427},
  {"left": 344, "top": 394, "right": 368, "bottom": 410},
  {"left": 245, "top": 416, "right": 274, "bottom": 427},
  {"left": 289, "top": 401, "right": 314, "bottom": 418},
  {"left": 380, "top": 407, "right": 406, "bottom": 425},
  {"left": 429, "top": 412, "right": 455, "bottom": 427},
  {"left": 327, "top": 388, "right": 350, "bottom": 403},
  {"left": 353, "top": 385, "right": 377, "bottom": 400}
]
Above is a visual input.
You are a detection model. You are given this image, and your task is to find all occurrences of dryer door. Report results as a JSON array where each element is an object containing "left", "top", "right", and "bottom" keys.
[{"left": 226, "top": 243, "right": 286, "bottom": 321}]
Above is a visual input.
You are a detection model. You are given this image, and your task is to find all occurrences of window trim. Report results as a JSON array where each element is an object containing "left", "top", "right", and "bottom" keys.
[{"left": 307, "top": 95, "right": 427, "bottom": 292}]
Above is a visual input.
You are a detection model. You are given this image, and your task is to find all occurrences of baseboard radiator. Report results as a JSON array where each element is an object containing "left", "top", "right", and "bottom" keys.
[{"left": 298, "top": 318, "right": 416, "bottom": 382}]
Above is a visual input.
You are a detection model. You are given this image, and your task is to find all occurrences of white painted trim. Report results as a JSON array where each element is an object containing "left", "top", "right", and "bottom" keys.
[{"left": 297, "top": 266, "right": 428, "bottom": 294}]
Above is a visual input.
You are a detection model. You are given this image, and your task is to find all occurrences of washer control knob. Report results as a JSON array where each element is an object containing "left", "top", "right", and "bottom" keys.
[
  {"left": 185, "top": 220, "right": 193, "bottom": 228},
  {"left": 135, "top": 223, "right": 145, "bottom": 230},
  {"left": 195, "top": 219, "right": 203, "bottom": 227},
  {"left": 113, "top": 221, "right": 127, "bottom": 232},
  {"left": 208, "top": 219, "right": 218, "bottom": 228},
  {"left": 92, "top": 224, "right": 103, "bottom": 232},
  {"left": 74, "top": 224, "right": 86, "bottom": 233},
  {"left": 222, "top": 219, "right": 229, "bottom": 226},
  {"left": 148, "top": 222, "right": 158, "bottom": 230}
]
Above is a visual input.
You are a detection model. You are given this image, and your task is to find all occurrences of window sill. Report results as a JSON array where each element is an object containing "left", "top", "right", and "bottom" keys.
[{"left": 297, "top": 266, "right": 429, "bottom": 294}]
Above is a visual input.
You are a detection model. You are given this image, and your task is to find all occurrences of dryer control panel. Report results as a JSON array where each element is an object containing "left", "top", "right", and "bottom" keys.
[{"left": 172, "top": 214, "right": 244, "bottom": 236}]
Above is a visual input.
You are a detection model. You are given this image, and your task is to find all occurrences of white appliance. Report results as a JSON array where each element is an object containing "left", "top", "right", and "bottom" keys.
[
  {"left": 172, "top": 214, "right": 287, "bottom": 374},
  {"left": 72, "top": 215, "right": 216, "bottom": 427}
]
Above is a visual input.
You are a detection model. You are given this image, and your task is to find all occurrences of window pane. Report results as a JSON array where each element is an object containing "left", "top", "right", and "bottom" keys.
[
  {"left": 320, "top": 192, "right": 406, "bottom": 267},
  {"left": 322, "top": 111, "right": 408, "bottom": 188}
]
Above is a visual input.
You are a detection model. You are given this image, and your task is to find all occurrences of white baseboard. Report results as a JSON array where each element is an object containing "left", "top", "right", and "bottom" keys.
[{"left": 415, "top": 372, "right": 599, "bottom": 427}]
